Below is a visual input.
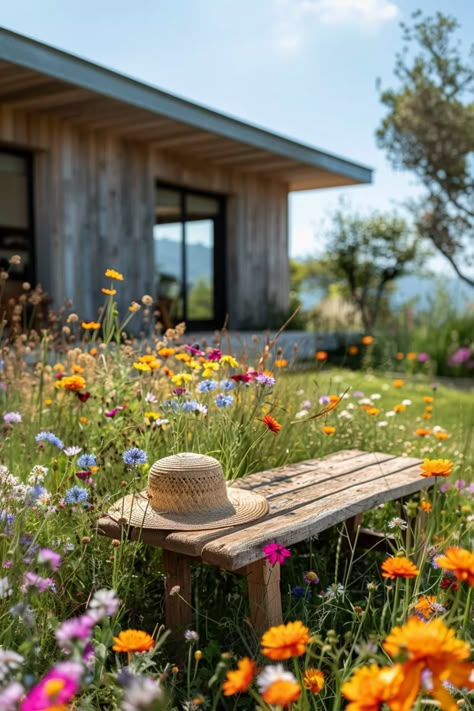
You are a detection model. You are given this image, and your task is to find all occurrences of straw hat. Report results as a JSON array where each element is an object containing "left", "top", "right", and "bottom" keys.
[{"left": 107, "top": 452, "right": 269, "bottom": 530}]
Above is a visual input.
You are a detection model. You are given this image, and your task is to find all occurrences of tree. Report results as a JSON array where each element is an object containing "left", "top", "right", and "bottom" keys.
[
  {"left": 319, "top": 211, "right": 426, "bottom": 332},
  {"left": 377, "top": 11, "right": 474, "bottom": 287}
]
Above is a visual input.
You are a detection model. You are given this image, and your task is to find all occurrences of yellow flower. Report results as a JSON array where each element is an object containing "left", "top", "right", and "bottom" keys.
[
  {"left": 57, "top": 375, "right": 86, "bottom": 392},
  {"left": 112, "top": 629, "right": 154, "bottom": 653},
  {"left": 303, "top": 669, "right": 325, "bottom": 693},
  {"left": 144, "top": 411, "right": 160, "bottom": 421},
  {"left": 81, "top": 321, "right": 101, "bottom": 330},
  {"left": 101, "top": 287, "right": 117, "bottom": 296},
  {"left": 53, "top": 363, "right": 65, "bottom": 372},
  {"left": 44, "top": 399, "right": 53, "bottom": 406},
  {"left": 202, "top": 363, "right": 219, "bottom": 377},
  {"left": 133, "top": 362, "right": 151, "bottom": 372},
  {"left": 171, "top": 373, "right": 192, "bottom": 386},
  {"left": 187, "top": 359, "right": 202, "bottom": 370},
  {"left": 72, "top": 364, "right": 85, "bottom": 374},
  {"left": 175, "top": 353, "right": 191, "bottom": 362},
  {"left": 366, "top": 407, "right": 380, "bottom": 416},
  {"left": 220, "top": 355, "right": 239, "bottom": 367},
  {"left": 128, "top": 302, "right": 140, "bottom": 312},
  {"left": 420, "top": 459, "right": 453, "bottom": 478},
  {"left": 158, "top": 347, "right": 176, "bottom": 357},
  {"left": 274, "top": 359, "right": 288, "bottom": 368},
  {"left": 393, "top": 404, "right": 406, "bottom": 413},
  {"left": 104, "top": 269, "right": 124, "bottom": 281}
]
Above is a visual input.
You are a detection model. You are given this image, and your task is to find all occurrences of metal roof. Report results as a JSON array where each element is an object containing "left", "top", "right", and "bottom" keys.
[{"left": 0, "top": 28, "right": 372, "bottom": 190}]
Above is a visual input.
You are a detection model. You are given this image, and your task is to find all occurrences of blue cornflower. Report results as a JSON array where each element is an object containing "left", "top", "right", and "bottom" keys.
[
  {"left": 123, "top": 448, "right": 148, "bottom": 466},
  {"left": 163, "top": 399, "right": 180, "bottom": 412},
  {"left": 197, "top": 380, "right": 217, "bottom": 393},
  {"left": 35, "top": 432, "right": 64, "bottom": 450},
  {"left": 215, "top": 393, "right": 234, "bottom": 408},
  {"left": 181, "top": 400, "right": 200, "bottom": 413},
  {"left": 220, "top": 379, "right": 236, "bottom": 391},
  {"left": 0, "top": 511, "right": 14, "bottom": 533},
  {"left": 255, "top": 373, "right": 276, "bottom": 386},
  {"left": 291, "top": 585, "right": 311, "bottom": 601},
  {"left": 27, "top": 485, "right": 47, "bottom": 503},
  {"left": 77, "top": 453, "right": 97, "bottom": 469},
  {"left": 64, "top": 486, "right": 89, "bottom": 505}
]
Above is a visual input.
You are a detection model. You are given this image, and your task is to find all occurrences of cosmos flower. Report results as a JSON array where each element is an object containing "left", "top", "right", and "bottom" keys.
[{"left": 263, "top": 543, "right": 291, "bottom": 566}]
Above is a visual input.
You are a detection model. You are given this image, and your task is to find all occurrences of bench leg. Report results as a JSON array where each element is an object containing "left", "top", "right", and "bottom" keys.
[
  {"left": 163, "top": 550, "right": 193, "bottom": 642},
  {"left": 242, "top": 559, "right": 283, "bottom": 634}
]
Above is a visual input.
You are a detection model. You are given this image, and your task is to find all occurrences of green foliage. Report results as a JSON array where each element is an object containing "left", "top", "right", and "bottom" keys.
[{"left": 377, "top": 10, "right": 474, "bottom": 286}]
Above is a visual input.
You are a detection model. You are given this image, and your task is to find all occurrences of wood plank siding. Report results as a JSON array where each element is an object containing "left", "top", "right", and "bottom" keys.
[{"left": 0, "top": 102, "right": 289, "bottom": 327}]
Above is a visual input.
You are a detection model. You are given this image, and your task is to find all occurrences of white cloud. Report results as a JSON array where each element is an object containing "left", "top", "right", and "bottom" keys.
[
  {"left": 273, "top": 0, "right": 399, "bottom": 53},
  {"left": 301, "top": 0, "right": 399, "bottom": 26}
]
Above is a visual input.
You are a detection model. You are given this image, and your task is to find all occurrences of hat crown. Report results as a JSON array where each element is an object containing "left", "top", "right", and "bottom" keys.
[{"left": 147, "top": 452, "right": 233, "bottom": 515}]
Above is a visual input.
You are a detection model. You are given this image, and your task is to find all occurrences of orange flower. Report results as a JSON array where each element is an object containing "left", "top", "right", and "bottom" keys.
[
  {"left": 348, "top": 345, "right": 359, "bottom": 355},
  {"left": 341, "top": 664, "right": 406, "bottom": 711},
  {"left": 383, "top": 617, "right": 474, "bottom": 710},
  {"left": 315, "top": 351, "right": 328, "bottom": 361},
  {"left": 162, "top": 367, "right": 174, "bottom": 377},
  {"left": 274, "top": 359, "right": 288, "bottom": 368},
  {"left": 105, "top": 268, "right": 124, "bottom": 281},
  {"left": 393, "top": 404, "right": 406, "bottom": 413},
  {"left": 425, "top": 405, "right": 433, "bottom": 412},
  {"left": 261, "top": 414, "right": 281, "bottom": 433},
  {"left": 393, "top": 379, "right": 405, "bottom": 388},
  {"left": 420, "top": 459, "right": 453, "bottom": 478},
  {"left": 262, "top": 680, "right": 301, "bottom": 706},
  {"left": 329, "top": 395, "right": 340, "bottom": 404},
  {"left": 57, "top": 375, "right": 86, "bottom": 392},
  {"left": 321, "top": 425, "right": 336, "bottom": 435},
  {"left": 420, "top": 500, "right": 432, "bottom": 513},
  {"left": 366, "top": 407, "right": 380, "bottom": 416},
  {"left": 158, "top": 347, "right": 176, "bottom": 357},
  {"left": 362, "top": 335, "right": 374, "bottom": 345},
  {"left": 395, "top": 352, "right": 404, "bottom": 360},
  {"left": 407, "top": 352, "right": 417, "bottom": 360},
  {"left": 101, "top": 287, "right": 117, "bottom": 296},
  {"left": 422, "top": 412, "right": 432, "bottom": 420},
  {"left": 112, "top": 629, "right": 154, "bottom": 653},
  {"left": 435, "top": 431, "right": 449, "bottom": 441},
  {"left": 261, "top": 620, "right": 310, "bottom": 660},
  {"left": 423, "top": 396, "right": 434, "bottom": 404},
  {"left": 415, "top": 428, "right": 431, "bottom": 437},
  {"left": 413, "top": 596, "right": 439, "bottom": 620},
  {"left": 81, "top": 321, "right": 101, "bottom": 330},
  {"left": 436, "top": 547, "right": 474, "bottom": 586},
  {"left": 72, "top": 364, "right": 85, "bottom": 374},
  {"left": 303, "top": 669, "right": 325, "bottom": 693},
  {"left": 128, "top": 302, "right": 140, "bottom": 312},
  {"left": 89, "top": 347, "right": 98, "bottom": 356},
  {"left": 222, "top": 657, "right": 256, "bottom": 695},
  {"left": 79, "top": 416, "right": 88, "bottom": 424},
  {"left": 381, "top": 556, "right": 420, "bottom": 580}
]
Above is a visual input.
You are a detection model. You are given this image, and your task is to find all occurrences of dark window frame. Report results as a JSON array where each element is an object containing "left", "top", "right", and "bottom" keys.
[
  {"left": 155, "top": 181, "right": 226, "bottom": 330},
  {"left": 0, "top": 145, "right": 35, "bottom": 283}
]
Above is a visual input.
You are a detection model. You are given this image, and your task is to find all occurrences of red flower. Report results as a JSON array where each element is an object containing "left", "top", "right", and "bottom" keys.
[
  {"left": 440, "top": 576, "right": 459, "bottom": 592},
  {"left": 261, "top": 415, "right": 282, "bottom": 433},
  {"left": 76, "top": 391, "right": 91, "bottom": 402},
  {"left": 230, "top": 373, "right": 254, "bottom": 383}
]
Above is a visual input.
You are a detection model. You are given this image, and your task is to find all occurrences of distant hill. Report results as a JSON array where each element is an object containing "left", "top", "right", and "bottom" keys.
[{"left": 154, "top": 236, "right": 212, "bottom": 285}]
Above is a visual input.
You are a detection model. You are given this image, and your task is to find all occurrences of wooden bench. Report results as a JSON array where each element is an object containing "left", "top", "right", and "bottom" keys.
[{"left": 98, "top": 449, "right": 432, "bottom": 637}]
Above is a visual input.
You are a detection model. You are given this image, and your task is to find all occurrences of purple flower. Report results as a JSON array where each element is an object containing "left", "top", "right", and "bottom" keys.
[
  {"left": 352, "top": 391, "right": 364, "bottom": 398},
  {"left": 0, "top": 681, "right": 24, "bottom": 710},
  {"left": 448, "top": 347, "right": 471, "bottom": 367},
  {"left": 55, "top": 615, "right": 95, "bottom": 649},
  {"left": 303, "top": 571, "right": 320, "bottom": 585},
  {"left": 291, "top": 585, "right": 311, "bottom": 600},
  {"left": 22, "top": 572, "right": 55, "bottom": 593},
  {"left": 418, "top": 352, "right": 429, "bottom": 362},
  {"left": 123, "top": 448, "right": 147, "bottom": 466},
  {"left": 440, "top": 483, "right": 450, "bottom": 494},
  {"left": 3, "top": 412, "right": 22, "bottom": 424},
  {"left": 262, "top": 542, "right": 291, "bottom": 566},
  {"left": 172, "top": 387, "right": 187, "bottom": 396},
  {"left": 38, "top": 548, "right": 62, "bottom": 571},
  {"left": 319, "top": 395, "right": 330, "bottom": 405},
  {"left": 255, "top": 373, "right": 276, "bottom": 386},
  {"left": 455, "top": 479, "right": 466, "bottom": 490},
  {"left": 215, "top": 393, "right": 234, "bottom": 407},
  {"left": 35, "top": 431, "right": 64, "bottom": 450}
]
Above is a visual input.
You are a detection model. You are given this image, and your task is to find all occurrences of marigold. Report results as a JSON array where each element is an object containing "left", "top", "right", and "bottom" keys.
[
  {"left": 158, "top": 347, "right": 176, "bottom": 357},
  {"left": 261, "top": 620, "right": 310, "bottom": 660},
  {"left": 315, "top": 351, "right": 327, "bottom": 361},
  {"left": 72, "top": 364, "right": 85, "bottom": 374},
  {"left": 128, "top": 302, "right": 140, "bottom": 312},
  {"left": 420, "top": 459, "right": 453, "bottom": 478},
  {"left": 341, "top": 664, "right": 406, "bottom": 711},
  {"left": 393, "top": 404, "right": 406, "bottom": 413},
  {"left": 261, "top": 414, "right": 281, "bottom": 433},
  {"left": 383, "top": 617, "right": 474, "bottom": 710},
  {"left": 436, "top": 547, "right": 474, "bottom": 586},
  {"left": 362, "top": 335, "right": 374, "bottom": 345},
  {"left": 396, "top": 352, "right": 404, "bottom": 360},
  {"left": 262, "top": 680, "right": 301, "bottom": 706},
  {"left": 413, "top": 596, "right": 439, "bottom": 620},
  {"left": 435, "top": 431, "right": 449, "bottom": 441},
  {"left": 321, "top": 425, "right": 336, "bottom": 435},
  {"left": 222, "top": 657, "right": 256, "bottom": 695},
  {"left": 101, "top": 287, "right": 117, "bottom": 296},
  {"left": 422, "top": 412, "right": 432, "bottom": 420},
  {"left": 104, "top": 268, "right": 124, "bottom": 281},
  {"left": 274, "top": 359, "right": 288, "bottom": 368},
  {"left": 407, "top": 352, "right": 417, "bottom": 360},
  {"left": 423, "top": 396, "right": 434, "bottom": 403},
  {"left": 57, "top": 375, "right": 86, "bottom": 392},
  {"left": 112, "top": 629, "right": 154, "bottom": 653},
  {"left": 348, "top": 345, "right": 358, "bottom": 355},
  {"left": 381, "top": 556, "right": 420, "bottom": 580},
  {"left": 366, "top": 407, "right": 380, "bottom": 416},
  {"left": 133, "top": 362, "right": 151, "bottom": 372},
  {"left": 303, "top": 669, "right": 325, "bottom": 693},
  {"left": 81, "top": 321, "right": 101, "bottom": 330},
  {"left": 393, "top": 379, "right": 405, "bottom": 388},
  {"left": 415, "top": 428, "right": 431, "bottom": 437},
  {"left": 420, "top": 500, "right": 432, "bottom": 513}
]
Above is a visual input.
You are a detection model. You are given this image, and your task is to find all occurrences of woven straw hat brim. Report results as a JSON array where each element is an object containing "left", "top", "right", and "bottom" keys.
[{"left": 107, "top": 486, "right": 269, "bottom": 531}]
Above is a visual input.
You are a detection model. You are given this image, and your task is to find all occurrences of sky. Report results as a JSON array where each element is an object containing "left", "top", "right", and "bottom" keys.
[{"left": 2, "top": 0, "right": 473, "bottom": 271}]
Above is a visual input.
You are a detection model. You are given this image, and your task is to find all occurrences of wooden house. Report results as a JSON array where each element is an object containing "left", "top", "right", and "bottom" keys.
[{"left": 0, "top": 29, "right": 371, "bottom": 329}]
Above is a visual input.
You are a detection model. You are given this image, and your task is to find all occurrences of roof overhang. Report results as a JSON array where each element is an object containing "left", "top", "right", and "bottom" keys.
[{"left": 0, "top": 28, "right": 372, "bottom": 191}]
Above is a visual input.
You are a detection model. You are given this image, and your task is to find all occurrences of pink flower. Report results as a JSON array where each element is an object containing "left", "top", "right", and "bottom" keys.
[
  {"left": 20, "top": 661, "right": 82, "bottom": 710},
  {"left": 105, "top": 404, "right": 126, "bottom": 418},
  {"left": 37, "top": 548, "right": 62, "bottom": 571},
  {"left": 207, "top": 348, "right": 222, "bottom": 361},
  {"left": 262, "top": 542, "right": 291, "bottom": 566}
]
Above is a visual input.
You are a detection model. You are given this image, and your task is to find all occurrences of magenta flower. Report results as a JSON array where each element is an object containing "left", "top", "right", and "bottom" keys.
[
  {"left": 37, "top": 548, "right": 62, "bottom": 571},
  {"left": 20, "top": 661, "right": 82, "bottom": 710},
  {"left": 262, "top": 542, "right": 291, "bottom": 566},
  {"left": 417, "top": 352, "right": 429, "bottom": 362},
  {"left": 207, "top": 348, "right": 222, "bottom": 361},
  {"left": 105, "top": 405, "right": 126, "bottom": 418},
  {"left": 184, "top": 345, "right": 204, "bottom": 356}
]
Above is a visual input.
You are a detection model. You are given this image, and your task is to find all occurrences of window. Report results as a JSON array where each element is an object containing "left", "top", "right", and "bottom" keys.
[
  {"left": 154, "top": 184, "right": 226, "bottom": 329},
  {"left": 0, "top": 148, "right": 34, "bottom": 280}
]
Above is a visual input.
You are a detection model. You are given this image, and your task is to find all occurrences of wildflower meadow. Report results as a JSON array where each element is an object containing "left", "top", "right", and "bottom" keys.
[{"left": 0, "top": 267, "right": 472, "bottom": 710}]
